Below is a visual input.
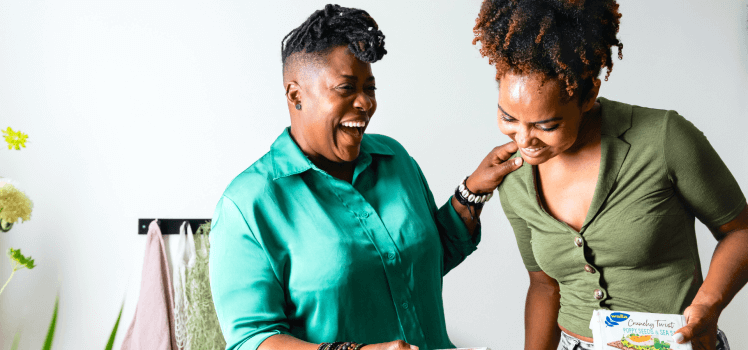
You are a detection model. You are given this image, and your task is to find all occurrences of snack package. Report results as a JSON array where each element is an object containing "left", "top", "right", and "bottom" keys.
[{"left": 589, "top": 310, "right": 692, "bottom": 350}]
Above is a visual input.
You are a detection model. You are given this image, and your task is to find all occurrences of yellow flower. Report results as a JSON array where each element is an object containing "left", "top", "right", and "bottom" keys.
[
  {"left": 0, "top": 183, "right": 33, "bottom": 224},
  {"left": 2, "top": 127, "right": 29, "bottom": 150}
]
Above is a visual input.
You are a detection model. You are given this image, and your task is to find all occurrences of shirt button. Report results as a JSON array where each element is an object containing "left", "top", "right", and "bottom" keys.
[
  {"left": 387, "top": 253, "right": 395, "bottom": 260},
  {"left": 574, "top": 237, "right": 583, "bottom": 247},
  {"left": 360, "top": 212, "right": 369, "bottom": 218},
  {"left": 594, "top": 289, "right": 604, "bottom": 300},
  {"left": 584, "top": 264, "right": 596, "bottom": 274},
  {"left": 402, "top": 302, "right": 409, "bottom": 309}
]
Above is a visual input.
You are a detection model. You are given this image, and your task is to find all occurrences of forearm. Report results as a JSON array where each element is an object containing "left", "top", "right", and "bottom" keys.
[
  {"left": 258, "top": 334, "right": 319, "bottom": 350},
  {"left": 693, "top": 229, "right": 748, "bottom": 311},
  {"left": 451, "top": 195, "right": 482, "bottom": 235},
  {"left": 525, "top": 281, "right": 561, "bottom": 350}
]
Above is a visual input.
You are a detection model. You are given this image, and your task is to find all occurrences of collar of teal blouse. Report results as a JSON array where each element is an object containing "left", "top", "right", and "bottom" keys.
[{"left": 270, "top": 127, "right": 395, "bottom": 180}]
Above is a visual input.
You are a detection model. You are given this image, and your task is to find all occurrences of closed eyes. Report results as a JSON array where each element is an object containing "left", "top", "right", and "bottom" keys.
[{"left": 500, "top": 114, "right": 559, "bottom": 132}]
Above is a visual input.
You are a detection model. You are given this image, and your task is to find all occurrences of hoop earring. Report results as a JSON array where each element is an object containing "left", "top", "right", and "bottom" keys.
[{"left": 295, "top": 104, "right": 302, "bottom": 110}]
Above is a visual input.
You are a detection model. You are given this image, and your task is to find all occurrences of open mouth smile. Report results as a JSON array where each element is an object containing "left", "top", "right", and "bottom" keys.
[{"left": 339, "top": 120, "right": 367, "bottom": 140}]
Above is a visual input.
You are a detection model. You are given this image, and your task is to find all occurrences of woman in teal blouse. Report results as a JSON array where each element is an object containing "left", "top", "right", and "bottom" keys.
[
  {"left": 209, "top": 5, "right": 522, "bottom": 350},
  {"left": 470, "top": 1, "right": 748, "bottom": 350}
]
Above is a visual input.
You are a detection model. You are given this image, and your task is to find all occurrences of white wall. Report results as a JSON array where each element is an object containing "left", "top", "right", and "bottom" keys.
[{"left": 0, "top": 1, "right": 746, "bottom": 349}]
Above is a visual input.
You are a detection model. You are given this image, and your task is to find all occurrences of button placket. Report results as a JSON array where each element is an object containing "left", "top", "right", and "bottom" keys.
[
  {"left": 345, "top": 192, "right": 425, "bottom": 344},
  {"left": 324, "top": 163, "right": 425, "bottom": 345},
  {"left": 575, "top": 230, "right": 605, "bottom": 303}
]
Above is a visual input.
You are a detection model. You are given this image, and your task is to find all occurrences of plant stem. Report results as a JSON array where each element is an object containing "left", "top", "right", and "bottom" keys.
[{"left": 0, "top": 263, "right": 18, "bottom": 296}]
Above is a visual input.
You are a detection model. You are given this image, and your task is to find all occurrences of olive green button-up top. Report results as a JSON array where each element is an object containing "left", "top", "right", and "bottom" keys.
[
  {"left": 498, "top": 97, "right": 746, "bottom": 338},
  {"left": 209, "top": 127, "right": 480, "bottom": 350}
]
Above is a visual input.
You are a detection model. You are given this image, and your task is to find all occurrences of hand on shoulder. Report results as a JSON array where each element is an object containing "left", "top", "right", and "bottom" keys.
[{"left": 466, "top": 141, "right": 523, "bottom": 194}]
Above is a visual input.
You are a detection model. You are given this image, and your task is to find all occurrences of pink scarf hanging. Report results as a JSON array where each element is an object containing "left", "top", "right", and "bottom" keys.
[{"left": 121, "top": 220, "right": 178, "bottom": 350}]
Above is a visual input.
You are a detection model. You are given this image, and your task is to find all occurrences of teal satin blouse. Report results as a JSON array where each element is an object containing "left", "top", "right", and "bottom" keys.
[{"left": 209, "top": 127, "right": 480, "bottom": 350}]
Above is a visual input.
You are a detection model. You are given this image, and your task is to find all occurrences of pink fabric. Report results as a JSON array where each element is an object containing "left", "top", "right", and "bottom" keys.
[{"left": 121, "top": 220, "right": 178, "bottom": 350}]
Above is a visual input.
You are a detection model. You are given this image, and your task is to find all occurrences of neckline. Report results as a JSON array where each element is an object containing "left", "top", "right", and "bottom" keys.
[
  {"left": 527, "top": 101, "right": 606, "bottom": 235},
  {"left": 531, "top": 164, "right": 597, "bottom": 234}
]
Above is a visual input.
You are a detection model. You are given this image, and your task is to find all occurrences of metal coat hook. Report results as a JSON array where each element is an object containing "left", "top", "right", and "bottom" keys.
[{"left": 138, "top": 218, "right": 211, "bottom": 235}]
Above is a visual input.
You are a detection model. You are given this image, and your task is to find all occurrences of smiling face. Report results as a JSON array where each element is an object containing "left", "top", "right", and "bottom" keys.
[
  {"left": 286, "top": 46, "right": 377, "bottom": 164},
  {"left": 497, "top": 72, "right": 599, "bottom": 165}
]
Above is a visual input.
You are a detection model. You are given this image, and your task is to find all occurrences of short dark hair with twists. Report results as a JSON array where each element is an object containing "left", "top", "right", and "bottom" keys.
[
  {"left": 472, "top": 0, "right": 623, "bottom": 102},
  {"left": 281, "top": 4, "right": 386, "bottom": 77}
]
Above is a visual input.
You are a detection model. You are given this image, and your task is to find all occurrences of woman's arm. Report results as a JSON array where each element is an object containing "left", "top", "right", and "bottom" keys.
[
  {"left": 259, "top": 335, "right": 419, "bottom": 350},
  {"left": 258, "top": 335, "right": 318, "bottom": 350},
  {"left": 675, "top": 203, "right": 748, "bottom": 349},
  {"left": 657, "top": 111, "right": 748, "bottom": 349},
  {"left": 525, "top": 270, "right": 561, "bottom": 350},
  {"left": 450, "top": 195, "right": 484, "bottom": 234},
  {"left": 456, "top": 141, "right": 523, "bottom": 235}
]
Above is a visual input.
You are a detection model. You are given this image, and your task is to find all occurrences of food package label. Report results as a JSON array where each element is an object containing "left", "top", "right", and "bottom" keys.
[{"left": 589, "top": 309, "right": 692, "bottom": 350}]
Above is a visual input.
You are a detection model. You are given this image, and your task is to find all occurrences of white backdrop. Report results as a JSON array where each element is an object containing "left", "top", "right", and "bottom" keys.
[{"left": 0, "top": 1, "right": 746, "bottom": 349}]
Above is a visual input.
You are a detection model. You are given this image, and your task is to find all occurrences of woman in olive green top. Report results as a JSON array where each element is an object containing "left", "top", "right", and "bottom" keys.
[
  {"left": 209, "top": 5, "right": 523, "bottom": 350},
  {"left": 469, "top": 1, "right": 748, "bottom": 350}
]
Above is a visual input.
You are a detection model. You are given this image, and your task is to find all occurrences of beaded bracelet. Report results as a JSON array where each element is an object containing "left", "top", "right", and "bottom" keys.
[
  {"left": 456, "top": 176, "right": 493, "bottom": 206},
  {"left": 454, "top": 176, "right": 493, "bottom": 221},
  {"left": 317, "top": 342, "right": 367, "bottom": 350}
]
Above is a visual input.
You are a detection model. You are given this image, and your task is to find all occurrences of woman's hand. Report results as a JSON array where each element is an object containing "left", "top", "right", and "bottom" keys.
[
  {"left": 465, "top": 141, "right": 523, "bottom": 193},
  {"left": 361, "top": 340, "right": 418, "bottom": 350},
  {"left": 673, "top": 303, "right": 721, "bottom": 350}
]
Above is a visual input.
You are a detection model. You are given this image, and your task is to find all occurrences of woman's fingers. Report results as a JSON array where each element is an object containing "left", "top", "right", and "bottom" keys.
[
  {"left": 391, "top": 340, "right": 417, "bottom": 350},
  {"left": 393, "top": 340, "right": 417, "bottom": 350},
  {"left": 492, "top": 140, "right": 519, "bottom": 165},
  {"left": 674, "top": 304, "right": 719, "bottom": 349},
  {"left": 361, "top": 340, "right": 418, "bottom": 350},
  {"left": 496, "top": 156, "right": 523, "bottom": 178},
  {"left": 466, "top": 141, "right": 522, "bottom": 193}
]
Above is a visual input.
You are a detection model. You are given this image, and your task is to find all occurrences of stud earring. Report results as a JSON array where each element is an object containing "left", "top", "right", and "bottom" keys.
[{"left": 295, "top": 103, "right": 302, "bottom": 110}]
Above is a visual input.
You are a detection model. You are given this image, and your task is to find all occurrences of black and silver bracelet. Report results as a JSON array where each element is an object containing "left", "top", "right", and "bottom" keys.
[
  {"left": 454, "top": 176, "right": 494, "bottom": 221},
  {"left": 317, "top": 342, "right": 367, "bottom": 350}
]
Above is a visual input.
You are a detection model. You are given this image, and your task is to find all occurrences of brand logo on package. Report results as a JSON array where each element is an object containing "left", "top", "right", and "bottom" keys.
[{"left": 604, "top": 312, "right": 630, "bottom": 327}]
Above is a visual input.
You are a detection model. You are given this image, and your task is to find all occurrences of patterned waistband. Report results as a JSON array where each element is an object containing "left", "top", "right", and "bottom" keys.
[{"left": 559, "top": 330, "right": 594, "bottom": 350}]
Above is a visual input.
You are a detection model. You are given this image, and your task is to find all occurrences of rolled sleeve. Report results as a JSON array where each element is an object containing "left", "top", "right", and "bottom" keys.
[
  {"left": 436, "top": 198, "right": 481, "bottom": 274},
  {"left": 209, "top": 195, "right": 290, "bottom": 350}
]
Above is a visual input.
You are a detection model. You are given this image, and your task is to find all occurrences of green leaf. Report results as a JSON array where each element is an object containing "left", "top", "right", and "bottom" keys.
[
  {"left": 104, "top": 301, "right": 124, "bottom": 350},
  {"left": 7, "top": 248, "right": 36, "bottom": 270},
  {"left": 10, "top": 330, "right": 20, "bottom": 350},
  {"left": 42, "top": 293, "right": 59, "bottom": 350}
]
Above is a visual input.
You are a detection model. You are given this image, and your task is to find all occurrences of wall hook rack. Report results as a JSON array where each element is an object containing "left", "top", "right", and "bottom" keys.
[{"left": 138, "top": 218, "right": 211, "bottom": 235}]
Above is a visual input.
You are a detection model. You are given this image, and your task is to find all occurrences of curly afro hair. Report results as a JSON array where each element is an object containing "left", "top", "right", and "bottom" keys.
[
  {"left": 473, "top": 0, "right": 623, "bottom": 102},
  {"left": 281, "top": 4, "right": 386, "bottom": 75}
]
